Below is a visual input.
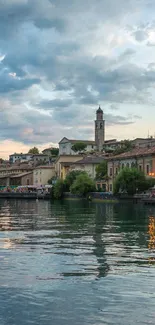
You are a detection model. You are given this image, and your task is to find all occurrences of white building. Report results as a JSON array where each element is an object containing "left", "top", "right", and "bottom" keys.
[
  {"left": 9, "top": 153, "right": 50, "bottom": 165},
  {"left": 59, "top": 137, "right": 96, "bottom": 155},
  {"left": 9, "top": 153, "right": 32, "bottom": 164}
]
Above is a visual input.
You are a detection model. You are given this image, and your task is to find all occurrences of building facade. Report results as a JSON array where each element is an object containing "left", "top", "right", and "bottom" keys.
[
  {"left": 55, "top": 155, "right": 82, "bottom": 178},
  {"left": 60, "top": 156, "right": 105, "bottom": 180},
  {"left": 10, "top": 172, "right": 33, "bottom": 186},
  {"left": 107, "top": 147, "right": 155, "bottom": 192},
  {"left": 33, "top": 166, "right": 55, "bottom": 186},
  {"left": 9, "top": 154, "right": 32, "bottom": 164},
  {"left": 59, "top": 138, "right": 96, "bottom": 155}
]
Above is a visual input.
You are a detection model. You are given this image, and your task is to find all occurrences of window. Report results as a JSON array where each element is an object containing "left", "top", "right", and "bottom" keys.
[
  {"left": 110, "top": 167, "right": 113, "bottom": 176},
  {"left": 146, "top": 164, "right": 150, "bottom": 174},
  {"left": 115, "top": 167, "right": 118, "bottom": 175},
  {"left": 109, "top": 184, "right": 113, "bottom": 192},
  {"left": 92, "top": 145, "right": 94, "bottom": 149},
  {"left": 139, "top": 165, "right": 142, "bottom": 171}
]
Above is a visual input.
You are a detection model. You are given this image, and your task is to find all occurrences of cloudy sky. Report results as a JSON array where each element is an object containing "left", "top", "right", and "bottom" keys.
[{"left": 0, "top": 0, "right": 155, "bottom": 158}]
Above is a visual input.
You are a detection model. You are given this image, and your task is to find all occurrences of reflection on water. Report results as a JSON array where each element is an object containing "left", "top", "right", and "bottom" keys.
[{"left": 0, "top": 199, "right": 155, "bottom": 325}]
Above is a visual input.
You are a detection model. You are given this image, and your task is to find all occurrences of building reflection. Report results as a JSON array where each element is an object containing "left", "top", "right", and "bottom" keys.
[{"left": 93, "top": 204, "right": 110, "bottom": 278}]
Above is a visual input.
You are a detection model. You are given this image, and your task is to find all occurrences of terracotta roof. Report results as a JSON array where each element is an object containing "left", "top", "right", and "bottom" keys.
[
  {"left": 0, "top": 166, "right": 33, "bottom": 171},
  {"left": 109, "top": 147, "right": 155, "bottom": 160},
  {"left": 71, "top": 156, "right": 106, "bottom": 165},
  {"left": 34, "top": 165, "right": 54, "bottom": 170},
  {"left": 69, "top": 139, "right": 96, "bottom": 145},
  {"left": 11, "top": 172, "right": 33, "bottom": 178}
]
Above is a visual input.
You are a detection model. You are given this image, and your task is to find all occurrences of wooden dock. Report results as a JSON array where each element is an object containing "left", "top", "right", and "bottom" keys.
[{"left": 142, "top": 197, "right": 155, "bottom": 205}]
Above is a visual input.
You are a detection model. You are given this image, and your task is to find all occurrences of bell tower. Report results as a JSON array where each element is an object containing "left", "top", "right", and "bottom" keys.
[{"left": 95, "top": 106, "right": 105, "bottom": 151}]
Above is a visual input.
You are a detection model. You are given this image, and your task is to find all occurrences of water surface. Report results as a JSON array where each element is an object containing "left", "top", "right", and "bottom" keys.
[{"left": 0, "top": 199, "right": 155, "bottom": 325}]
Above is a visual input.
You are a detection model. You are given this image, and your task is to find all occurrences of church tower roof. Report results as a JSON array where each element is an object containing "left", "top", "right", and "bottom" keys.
[{"left": 96, "top": 105, "right": 103, "bottom": 113}]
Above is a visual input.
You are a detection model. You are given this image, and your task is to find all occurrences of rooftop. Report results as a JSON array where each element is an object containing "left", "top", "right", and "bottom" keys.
[
  {"left": 109, "top": 147, "right": 155, "bottom": 160},
  {"left": 34, "top": 165, "right": 54, "bottom": 170},
  {"left": 11, "top": 172, "right": 33, "bottom": 178},
  {"left": 69, "top": 139, "right": 96, "bottom": 145}
]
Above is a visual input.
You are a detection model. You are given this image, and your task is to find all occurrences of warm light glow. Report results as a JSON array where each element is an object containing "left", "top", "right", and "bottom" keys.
[{"left": 148, "top": 216, "right": 155, "bottom": 264}]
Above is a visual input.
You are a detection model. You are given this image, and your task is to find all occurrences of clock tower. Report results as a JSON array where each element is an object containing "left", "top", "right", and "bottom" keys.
[{"left": 95, "top": 106, "right": 105, "bottom": 151}]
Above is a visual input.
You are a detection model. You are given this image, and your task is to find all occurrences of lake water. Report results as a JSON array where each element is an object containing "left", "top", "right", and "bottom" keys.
[{"left": 0, "top": 199, "right": 155, "bottom": 325}]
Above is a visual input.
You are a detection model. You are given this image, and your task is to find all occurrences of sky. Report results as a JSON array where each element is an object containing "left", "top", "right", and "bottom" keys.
[{"left": 0, "top": 0, "right": 155, "bottom": 158}]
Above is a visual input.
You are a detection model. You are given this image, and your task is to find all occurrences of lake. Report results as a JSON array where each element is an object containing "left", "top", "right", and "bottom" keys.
[{"left": 0, "top": 199, "right": 155, "bottom": 325}]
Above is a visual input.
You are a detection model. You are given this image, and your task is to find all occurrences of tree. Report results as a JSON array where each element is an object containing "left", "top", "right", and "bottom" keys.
[
  {"left": 96, "top": 161, "right": 107, "bottom": 179},
  {"left": 28, "top": 147, "right": 39, "bottom": 154},
  {"left": 64, "top": 170, "right": 87, "bottom": 191},
  {"left": 70, "top": 173, "right": 95, "bottom": 196},
  {"left": 71, "top": 142, "right": 87, "bottom": 153},
  {"left": 53, "top": 179, "right": 64, "bottom": 199},
  {"left": 51, "top": 148, "right": 59, "bottom": 156},
  {"left": 113, "top": 140, "right": 134, "bottom": 156},
  {"left": 113, "top": 167, "right": 149, "bottom": 195}
]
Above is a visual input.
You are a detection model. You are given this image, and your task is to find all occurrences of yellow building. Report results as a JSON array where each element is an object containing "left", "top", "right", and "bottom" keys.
[
  {"left": 33, "top": 165, "right": 55, "bottom": 186},
  {"left": 61, "top": 156, "right": 105, "bottom": 180},
  {"left": 107, "top": 147, "right": 155, "bottom": 192},
  {"left": 55, "top": 155, "right": 83, "bottom": 179}
]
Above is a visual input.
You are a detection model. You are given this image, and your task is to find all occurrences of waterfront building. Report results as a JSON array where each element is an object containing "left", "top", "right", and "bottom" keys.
[
  {"left": 107, "top": 147, "right": 155, "bottom": 192},
  {"left": 33, "top": 165, "right": 55, "bottom": 186},
  {"left": 0, "top": 164, "right": 33, "bottom": 187},
  {"left": 60, "top": 156, "right": 105, "bottom": 180},
  {"left": 55, "top": 155, "right": 82, "bottom": 178}
]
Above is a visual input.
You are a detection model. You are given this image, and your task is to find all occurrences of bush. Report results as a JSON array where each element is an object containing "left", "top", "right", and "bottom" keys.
[
  {"left": 64, "top": 170, "right": 87, "bottom": 191},
  {"left": 70, "top": 173, "right": 95, "bottom": 196},
  {"left": 53, "top": 179, "right": 64, "bottom": 199}
]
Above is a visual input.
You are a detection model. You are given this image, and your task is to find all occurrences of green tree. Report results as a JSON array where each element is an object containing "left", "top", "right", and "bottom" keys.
[
  {"left": 64, "top": 170, "right": 87, "bottom": 191},
  {"left": 70, "top": 173, "right": 95, "bottom": 196},
  {"left": 96, "top": 161, "right": 107, "bottom": 179},
  {"left": 28, "top": 147, "right": 39, "bottom": 154},
  {"left": 53, "top": 179, "right": 64, "bottom": 199},
  {"left": 114, "top": 167, "right": 149, "bottom": 195},
  {"left": 71, "top": 142, "right": 87, "bottom": 153},
  {"left": 113, "top": 140, "right": 134, "bottom": 156},
  {"left": 51, "top": 148, "right": 59, "bottom": 156}
]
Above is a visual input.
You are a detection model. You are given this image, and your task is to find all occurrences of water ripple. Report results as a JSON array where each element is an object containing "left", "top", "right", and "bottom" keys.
[{"left": 0, "top": 199, "right": 155, "bottom": 325}]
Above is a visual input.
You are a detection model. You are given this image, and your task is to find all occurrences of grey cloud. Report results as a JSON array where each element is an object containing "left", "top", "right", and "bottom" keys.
[
  {"left": 0, "top": 0, "right": 155, "bottom": 147},
  {"left": 105, "top": 113, "right": 138, "bottom": 126},
  {"left": 133, "top": 30, "right": 148, "bottom": 42},
  {"left": 147, "top": 41, "right": 155, "bottom": 47},
  {"left": 0, "top": 68, "right": 40, "bottom": 93},
  {"left": 35, "top": 98, "right": 73, "bottom": 109},
  {"left": 119, "top": 48, "right": 136, "bottom": 59}
]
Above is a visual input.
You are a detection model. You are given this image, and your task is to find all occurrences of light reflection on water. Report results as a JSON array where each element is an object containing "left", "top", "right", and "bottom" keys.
[{"left": 0, "top": 199, "right": 155, "bottom": 325}]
